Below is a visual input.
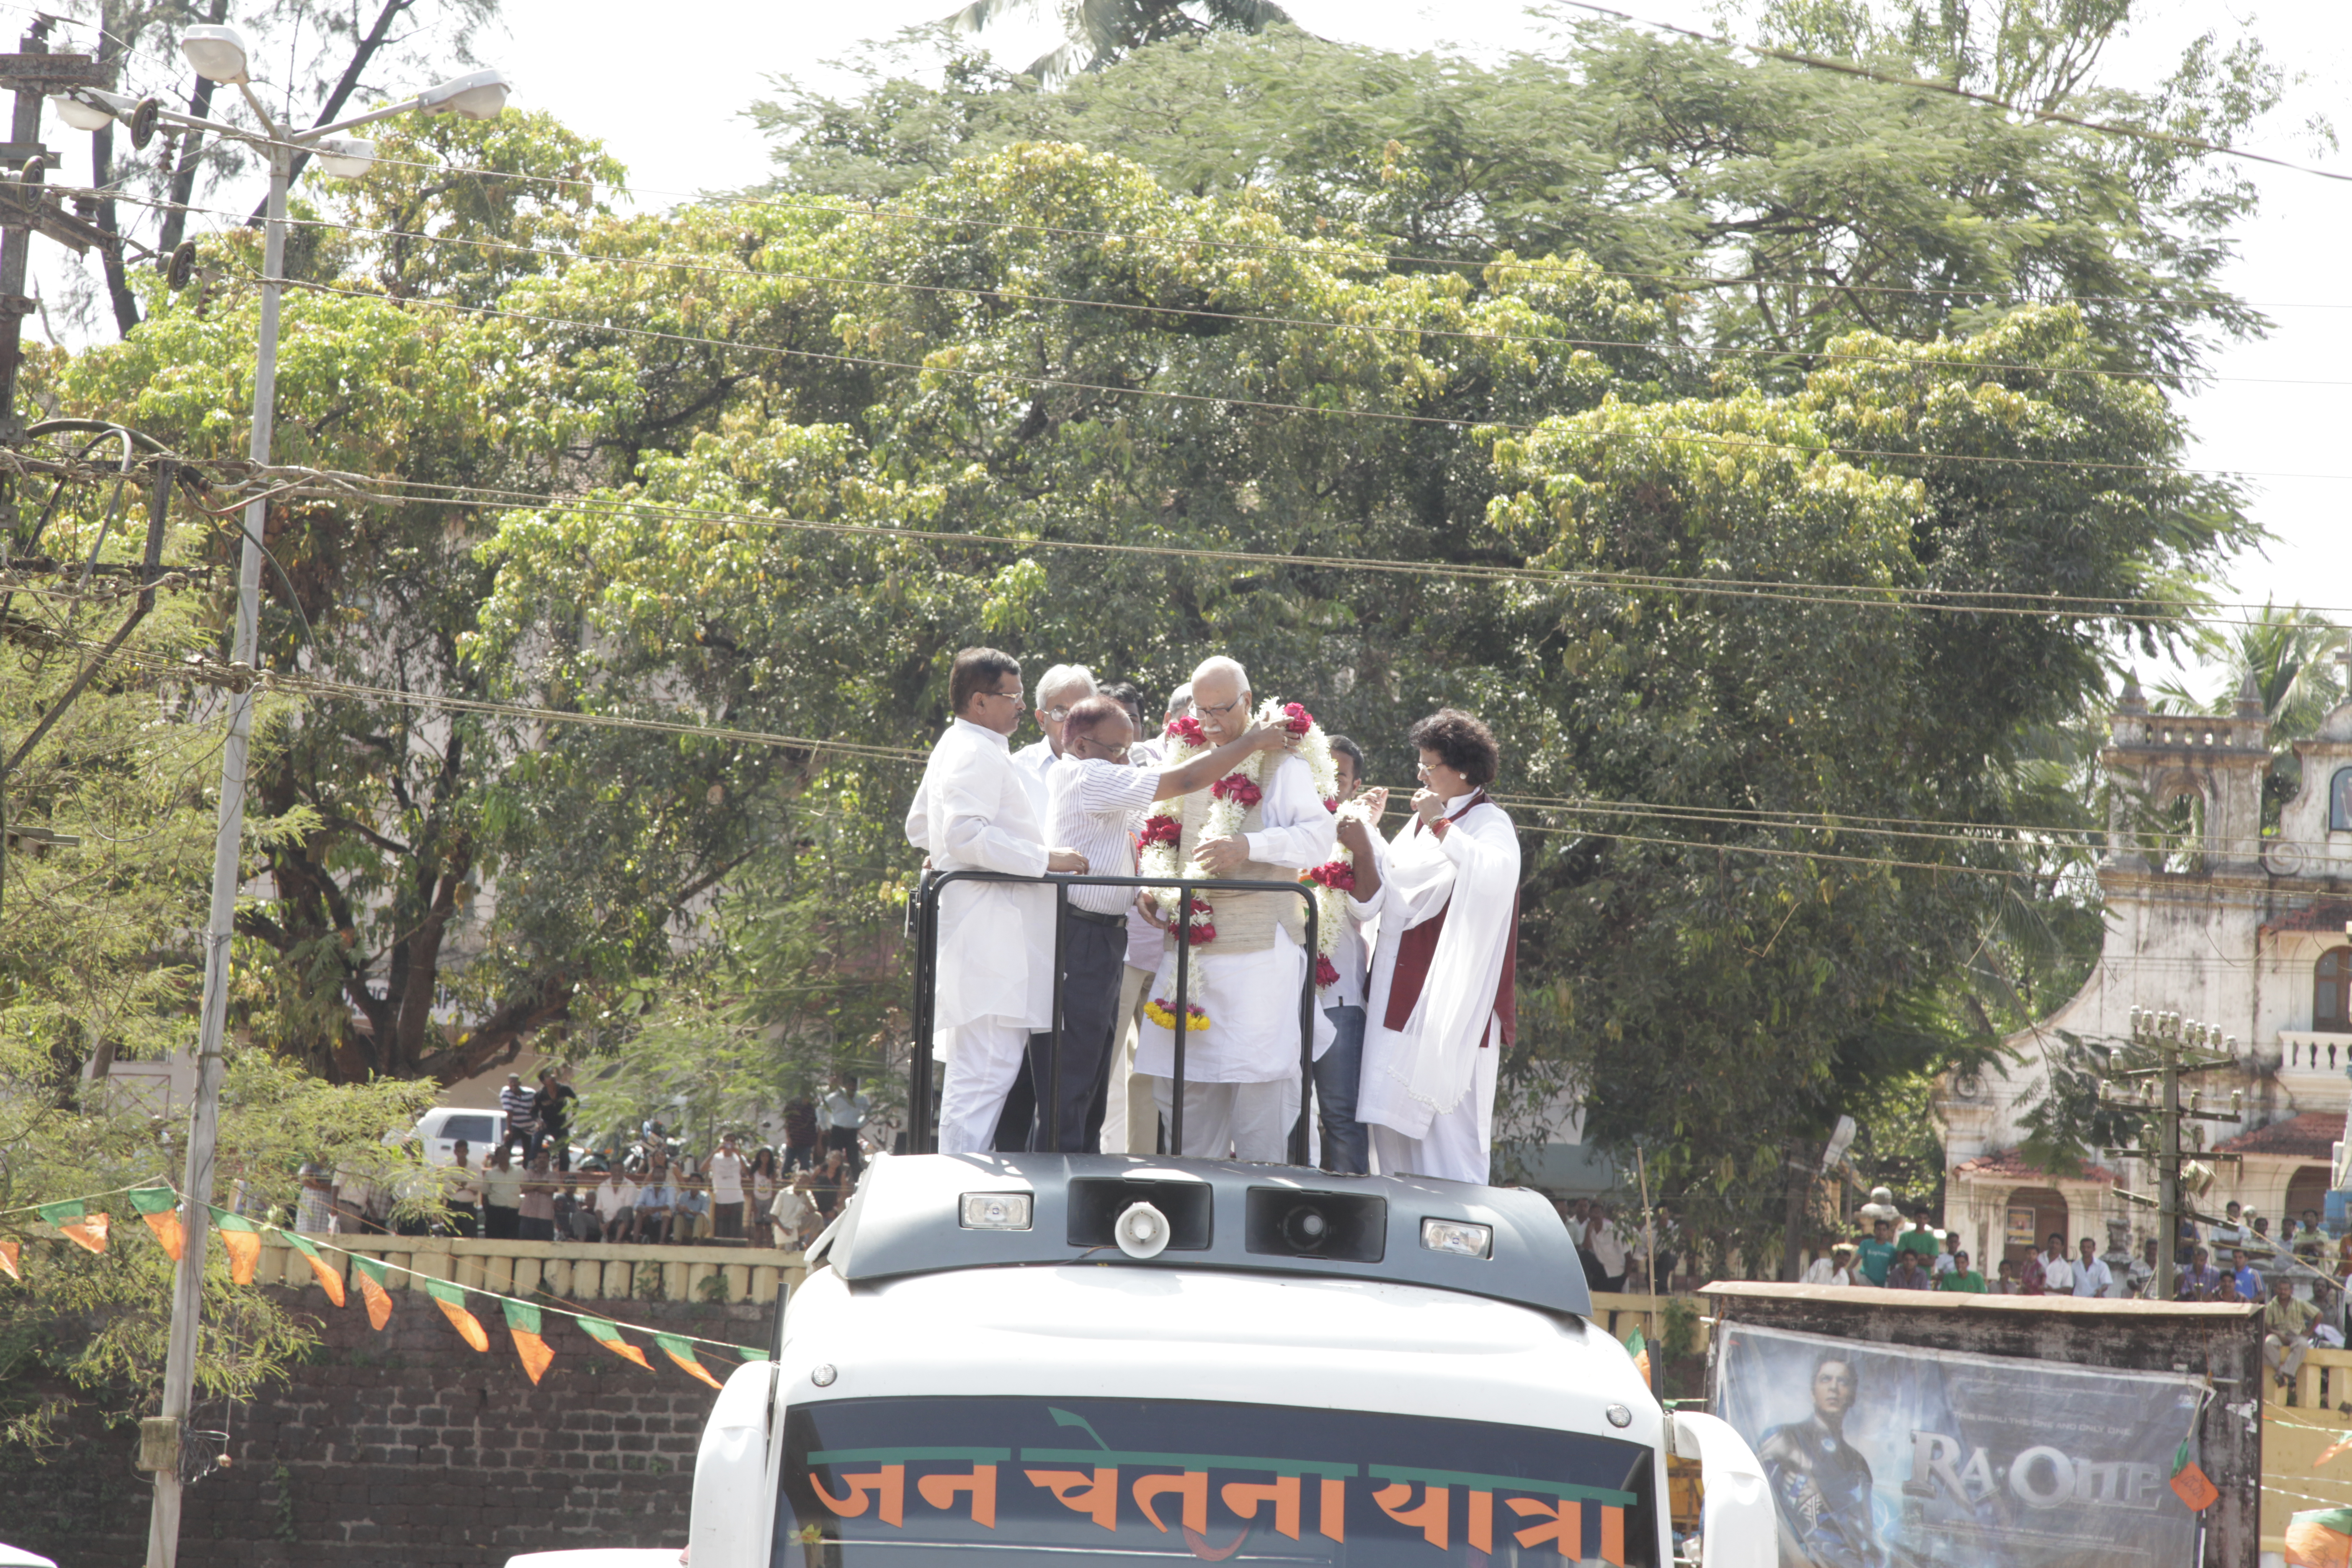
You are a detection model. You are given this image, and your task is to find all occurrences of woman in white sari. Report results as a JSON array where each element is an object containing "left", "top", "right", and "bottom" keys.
[{"left": 1338, "top": 709, "right": 1519, "bottom": 1185}]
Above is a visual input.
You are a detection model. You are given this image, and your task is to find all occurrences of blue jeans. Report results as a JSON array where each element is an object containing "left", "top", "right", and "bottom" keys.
[{"left": 1314, "top": 1005, "right": 1369, "bottom": 1175}]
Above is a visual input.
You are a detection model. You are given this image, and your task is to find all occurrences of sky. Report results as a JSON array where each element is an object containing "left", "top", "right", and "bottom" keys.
[{"left": 40, "top": 0, "right": 2352, "bottom": 694}]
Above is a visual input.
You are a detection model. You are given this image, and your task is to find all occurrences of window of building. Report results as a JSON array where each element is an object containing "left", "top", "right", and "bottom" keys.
[
  {"left": 2318, "top": 947, "right": 2352, "bottom": 1035},
  {"left": 2333, "top": 766, "right": 2352, "bottom": 832}
]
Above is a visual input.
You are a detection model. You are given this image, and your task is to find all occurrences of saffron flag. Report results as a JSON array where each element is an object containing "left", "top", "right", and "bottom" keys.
[
  {"left": 576, "top": 1315, "right": 652, "bottom": 1371},
  {"left": 2285, "top": 1506, "right": 2352, "bottom": 1568},
  {"left": 656, "top": 1332, "right": 726, "bottom": 1391},
  {"left": 426, "top": 1278, "right": 490, "bottom": 1352},
  {"left": 502, "top": 1298, "right": 555, "bottom": 1384},
  {"left": 129, "top": 1187, "right": 183, "bottom": 1261},
  {"left": 209, "top": 1207, "right": 261, "bottom": 1284},
  {"left": 0, "top": 1238, "right": 18, "bottom": 1280},
  {"left": 284, "top": 1231, "right": 346, "bottom": 1307},
  {"left": 2319, "top": 1429, "right": 2352, "bottom": 1470},
  {"left": 38, "top": 1200, "right": 108, "bottom": 1254},
  {"left": 352, "top": 1254, "right": 394, "bottom": 1330}
]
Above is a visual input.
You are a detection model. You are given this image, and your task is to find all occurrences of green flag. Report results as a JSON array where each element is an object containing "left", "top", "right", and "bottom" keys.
[
  {"left": 738, "top": 1346, "right": 771, "bottom": 1362},
  {"left": 128, "top": 1186, "right": 177, "bottom": 1215},
  {"left": 655, "top": 1332, "right": 725, "bottom": 1390}
]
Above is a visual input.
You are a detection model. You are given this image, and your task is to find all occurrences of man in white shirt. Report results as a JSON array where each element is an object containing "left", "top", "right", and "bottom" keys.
[
  {"left": 1587, "top": 1201, "right": 1630, "bottom": 1292},
  {"left": 1311, "top": 736, "right": 1382, "bottom": 1173},
  {"left": 1011, "top": 663, "right": 1097, "bottom": 819},
  {"left": 1135, "top": 656, "right": 1337, "bottom": 1162},
  {"left": 1037, "top": 695, "right": 1289, "bottom": 1150},
  {"left": 907, "top": 648, "right": 1087, "bottom": 1154},
  {"left": 707, "top": 1132, "right": 750, "bottom": 1240},
  {"left": 593, "top": 1163, "right": 639, "bottom": 1243},
  {"left": 2072, "top": 1234, "right": 2114, "bottom": 1298},
  {"left": 2039, "top": 1232, "right": 2075, "bottom": 1295},
  {"left": 1103, "top": 682, "right": 1191, "bottom": 1154},
  {"left": 820, "top": 1073, "right": 872, "bottom": 1171}
]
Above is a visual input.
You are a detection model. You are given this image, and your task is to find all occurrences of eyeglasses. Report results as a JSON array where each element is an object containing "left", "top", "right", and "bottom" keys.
[
  {"left": 1041, "top": 706, "right": 1073, "bottom": 723},
  {"left": 1197, "top": 696, "right": 1245, "bottom": 720},
  {"left": 983, "top": 686, "right": 1026, "bottom": 708}
]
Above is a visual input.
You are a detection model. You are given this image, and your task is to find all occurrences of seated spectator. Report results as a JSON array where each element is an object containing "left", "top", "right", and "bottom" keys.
[
  {"left": 807, "top": 1150, "right": 854, "bottom": 1221},
  {"left": 561, "top": 1178, "right": 598, "bottom": 1242},
  {"left": 2128, "top": 1238, "right": 2159, "bottom": 1298},
  {"left": 1995, "top": 1258, "right": 2021, "bottom": 1295},
  {"left": 593, "top": 1163, "right": 640, "bottom": 1243},
  {"left": 480, "top": 1143, "right": 523, "bottom": 1240},
  {"left": 444, "top": 1141, "right": 482, "bottom": 1238},
  {"left": 2231, "top": 1248, "right": 2262, "bottom": 1305},
  {"left": 2296, "top": 1210, "right": 2329, "bottom": 1266},
  {"left": 1937, "top": 1251, "right": 1986, "bottom": 1293},
  {"left": 2176, "top": 1246, "right": 2221, "bottom": 1301},
  {"left": 516, "top": 1150, "right": 558, "bottom": 1243},
  {"left": 634, "top": 1156, "right": 678, "bottom": 1241},
  {"left": 1888, "top": 1250, "right": 1931, "bottom": 1291},
  {"left": 2269, "top": 1276, "right": 2321, "bottom": 1391},
  {"left": 770, "top": 1177, "right": 816, "bottom": 1253},
  {"left": 295, "top": 1163, "right": 334, "bottom": 1234},
  {"left": 673, "top": 1173, "right": 711, "bottom": 1244},
  {"left": 1801, "top": 1245, "right": 1854, "bottom": 1287}
]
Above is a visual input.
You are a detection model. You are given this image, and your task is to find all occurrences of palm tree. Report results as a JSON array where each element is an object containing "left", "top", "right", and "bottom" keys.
[{"left": 941, "top": 0, "right": 1295, "bottom": 83}]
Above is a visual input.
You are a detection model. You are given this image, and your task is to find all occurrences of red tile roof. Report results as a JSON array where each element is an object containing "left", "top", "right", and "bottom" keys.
[
  {"left": 1950, "top": 1149, "right": 2115, "bottom": 1185},
  {"left": 2214, "top": 1111, "right": 2345, "bottom": 1159}
]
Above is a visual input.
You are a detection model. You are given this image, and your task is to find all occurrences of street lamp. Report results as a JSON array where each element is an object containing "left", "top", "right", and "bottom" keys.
[{"left": 96, "top": 41, "right": 512, "bottom": 1568}]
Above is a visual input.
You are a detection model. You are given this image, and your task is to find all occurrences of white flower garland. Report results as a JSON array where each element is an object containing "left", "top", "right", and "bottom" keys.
[{"left": 1138, "top": 698, "right": 1362, "bottom": 988}]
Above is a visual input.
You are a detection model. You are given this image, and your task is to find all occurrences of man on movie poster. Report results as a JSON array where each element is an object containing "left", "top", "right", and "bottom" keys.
[{"left": 1756, "top": 1355, "right": 1884, "bottom": 1568}]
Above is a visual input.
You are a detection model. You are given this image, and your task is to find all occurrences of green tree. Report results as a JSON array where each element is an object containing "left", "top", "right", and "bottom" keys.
[{"left": 941, "top": 0, "right": 1293, "bottom": 83}]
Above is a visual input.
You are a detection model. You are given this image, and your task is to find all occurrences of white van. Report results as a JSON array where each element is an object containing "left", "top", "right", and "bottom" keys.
[{"left": 648, "top": 1152, "right": 1771, "bottom": 1568}]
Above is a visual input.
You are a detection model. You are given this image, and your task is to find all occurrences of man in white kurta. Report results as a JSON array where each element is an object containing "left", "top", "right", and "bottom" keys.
[
  {"left": 906, "top": 649, "right": 1086, "bottom": 1153},
  {"left": 1135, "top": 657, "right": 1335, "bottom": 1162},
  {"left": 1347, "top": 741, "right": 1519, "bottom": 1185}
]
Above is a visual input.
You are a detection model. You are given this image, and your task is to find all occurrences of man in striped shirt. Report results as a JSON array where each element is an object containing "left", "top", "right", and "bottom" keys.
[
  {"left": 499, "top": 1073, "right": 537, "bottom": 1155},
  {"left": 1029, "top": 696, "right": 1292, "bottom": 1151}
]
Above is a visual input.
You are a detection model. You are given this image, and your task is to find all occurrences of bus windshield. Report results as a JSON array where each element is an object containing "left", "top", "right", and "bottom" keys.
[{"left": 774, "top": 1395, "right": 1657, "bottom": 1568}]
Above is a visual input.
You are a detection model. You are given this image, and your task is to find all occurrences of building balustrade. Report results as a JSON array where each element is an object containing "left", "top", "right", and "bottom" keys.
[{"left": 257, "top": 1232, "right": 808, "bottom": 1306}]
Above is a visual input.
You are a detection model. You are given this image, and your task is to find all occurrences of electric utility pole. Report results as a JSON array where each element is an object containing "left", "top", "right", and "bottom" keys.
[{"left": 2102, "top": 1007, "right": 2240, "bottom": 1299}]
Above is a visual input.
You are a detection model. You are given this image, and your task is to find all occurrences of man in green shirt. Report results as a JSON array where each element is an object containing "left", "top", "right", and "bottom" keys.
[
  {"left": 1936, "top": 1250, "right": 1987, "bottom": 1293},
  {"left": 1894, "top": 1208, "right": 1942, "bottom": 1265},
  {"left": 2267, "top": 1276, "right": 2321, "bottom": 1388},
  {"left": 1855, "top": 1218, "right": 1898, "bottom": 1288}
]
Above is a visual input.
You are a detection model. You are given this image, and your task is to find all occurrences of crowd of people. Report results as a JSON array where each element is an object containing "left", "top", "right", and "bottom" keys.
[
  {"left": 301, "top": 1068, "right": 882, "bottom": 1253},
  {"left": 911, "top": 649, "right": 1520, "bottom": 1182}
]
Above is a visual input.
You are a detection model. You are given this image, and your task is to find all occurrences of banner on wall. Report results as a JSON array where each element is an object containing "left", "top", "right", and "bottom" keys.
[{"left": 1713, "top": 1323, "right": 2204, "bottom": 1568}]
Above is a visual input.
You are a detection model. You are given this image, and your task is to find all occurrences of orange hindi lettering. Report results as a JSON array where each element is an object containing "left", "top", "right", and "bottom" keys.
[
  {"left": 1506, "top": 1496, "right": 1580, "bottom": 1557},
  {"left": 1220, "top": 1475, "right": 1301, "bottom": 1540},
  {"left": 1135, "top": 1471, "right": 1210, "bottom": 1535},
  {"left": 1025, "top": 1467, "right": 1121, "bottom": 1532},
  {"left": 811, "top": 1465, "right": 906, "bottom": 1527},
  {"left": 1318, "top": 1478, "right": 1347, "bottom": 1543},
  {"left": 1466, "top": 1491, "right": 1493, "bottom": 1554},
  {"left": 1373, "top": 1483, "right": 1450, "bottom": 1550},
  {"left": 916, "top": 1464, "right": 999, "bottom": 1529}
]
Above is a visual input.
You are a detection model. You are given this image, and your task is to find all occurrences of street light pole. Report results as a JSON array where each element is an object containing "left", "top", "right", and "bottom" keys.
[{"left": 121, "top": 32, "right": 508, "bottom": 1565}]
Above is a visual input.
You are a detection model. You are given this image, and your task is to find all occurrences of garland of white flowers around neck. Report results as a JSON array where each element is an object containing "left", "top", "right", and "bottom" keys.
[{"left": 1136, "top": 699, "right": 1377, "bottom": 1028}]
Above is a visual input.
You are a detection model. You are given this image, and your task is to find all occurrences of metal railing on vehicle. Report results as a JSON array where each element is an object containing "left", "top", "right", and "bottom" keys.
[{"left": 908, "top": 870, "right": 1320, "bottom": 1162}]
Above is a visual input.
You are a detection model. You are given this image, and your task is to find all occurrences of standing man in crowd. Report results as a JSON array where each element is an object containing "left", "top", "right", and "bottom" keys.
[
  {"left": 1346, "top": 709, "right": 1519, "bottom": 1185},
  {"left": 1012, "top": 663, "right": 1097, "bottom": 817},
  {"left": 534, "top": 1068, "right": 578, "bottom": 1171},
  {"left": 821, "top": 1073, "right": 871, "bottom": 1173},
  {"left": 2073, "top": 1235, "right": 2114, "bottom": 1298},
  {"left": 1037, "top": 694, "right": 1293, "bottom": 1151},
  {"left": 782, "top": 1094, "right": 819, "bottom": 1174},
  {"left": 1103, "top": 681, "right": 1193, "bottom": 1155},
  {"left": 707, "top": 1131, "right": 750, "bottom": 1241},
  {"left": 907, "top": 648, "right": 1087, "bottom": 1155},
  {"left": 1312, "top": 735, "right": 1381, "bottom": 1174},
  {"left": 2037, "top": 1231, "right": 2075, "bottom": 1295},
  {"left": 499, "top": 1072, "right": 537, "bottom": 1156},
  {"left": 2129, "top": 1237, "right": 2160, "bottom": 1298},
  {"left": 1134, "top": 656, "right": 1336, "bottom": 1162},
  {"left": 1855, "top": 1218, "right": 1897, "bottom": 1288}
]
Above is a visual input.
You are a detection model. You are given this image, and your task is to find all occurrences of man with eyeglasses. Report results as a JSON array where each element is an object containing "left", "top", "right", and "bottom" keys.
[
  {"left": 1034, "top": 694, "right": 1293, "bottom": 1150},
  {"left": 1011, "top": 662, "right": 1099, "bottom": 819},
  {"left": 908, "top": 647, "right": 1090, "bottom": 1153},
  {"left": 1135, "top": 655, "right": 1337, "bottom": 1162}
]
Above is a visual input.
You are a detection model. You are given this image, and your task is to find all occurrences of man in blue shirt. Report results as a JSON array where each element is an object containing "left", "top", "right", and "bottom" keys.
[{"left": 2231, "top": 1249, "right": 2263, "bottom": 1304}]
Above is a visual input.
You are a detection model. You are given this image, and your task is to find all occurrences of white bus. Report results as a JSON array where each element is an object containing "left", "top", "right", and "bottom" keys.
[{"left": 538, "top": 1152, "right": 1772, "bottom": 1568}]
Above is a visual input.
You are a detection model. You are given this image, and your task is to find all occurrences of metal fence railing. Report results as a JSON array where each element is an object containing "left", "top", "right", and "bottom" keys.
[{"left": 908, "top": 870, "right": 1321, "bottom": 1162}]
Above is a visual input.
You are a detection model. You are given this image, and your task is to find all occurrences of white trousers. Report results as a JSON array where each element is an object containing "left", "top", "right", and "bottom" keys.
[
  {"left": 937, "top": 1021, "right": 1032, "bottom": 1155},
  {"left": 1101, "top": 965, "right": 1159, "bottom": 1155},
  {"left": 1153, "top": 1076, "right": 1299, "bottom": 1163},
  {"left": 1370, "top": 1106, "right": 1494, "bottom": 1186}
]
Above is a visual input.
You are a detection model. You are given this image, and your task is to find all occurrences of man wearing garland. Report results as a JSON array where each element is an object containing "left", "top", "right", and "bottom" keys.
[{"left": 1134, "top": 655, "right": 1337, "bottom": 1161}]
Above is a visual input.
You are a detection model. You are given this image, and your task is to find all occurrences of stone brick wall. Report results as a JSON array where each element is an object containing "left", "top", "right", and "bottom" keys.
[{"left": 2, "top": 1284, "right": 771, "bottom": 1568}]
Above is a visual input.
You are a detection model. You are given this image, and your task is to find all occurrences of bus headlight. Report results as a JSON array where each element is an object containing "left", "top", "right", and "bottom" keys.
[{"left": 960, "top": 1192, "right": 1034, "bottom": 1230}]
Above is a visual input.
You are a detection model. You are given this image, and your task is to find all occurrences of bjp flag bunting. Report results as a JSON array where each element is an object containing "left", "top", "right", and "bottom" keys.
[
  {"left": 351, "top": 1254, "right": 395, "bottom": 1330},
  {"left": 576, "top": 1315, "right": 652, "bottom": 1371},
  {"left": 0, "top": 1238, "right": 18, "bottom": 1281},
  {"left": 656, "top": 1332, "right": 726, "bottom": 1391},
  {"left": 284, "top": 1230, "right": 347, "bottom": 1306},
  {"left": 38, "top": 1199, "right": 108, "bottom": 1254},
  {"left": 426, "top": 1279, "right": 490, "bottom": 1352},
  {"left": 1624, "top": 1326, "right": 1651, "bottom": 1386},
  {"left": 129, "top": 1186, "right": 183, "bottom": 1261},
  {"left": 501, "top": 1299, "right": 556, "bottom": 1384},
  {"left": 2286, "top": 1506, "right": 2352, "bottom": 1568},
  {"left": 209, "top": 1207, "right": 261, "bottom": 1284}
]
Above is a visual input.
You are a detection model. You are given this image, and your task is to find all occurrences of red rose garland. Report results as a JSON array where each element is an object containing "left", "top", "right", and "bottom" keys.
[{"left": 1209, "top": 773, "right": 1262, "bottom": 807}]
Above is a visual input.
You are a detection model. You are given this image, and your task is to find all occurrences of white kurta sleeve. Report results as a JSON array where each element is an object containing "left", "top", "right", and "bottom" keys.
[{"left": 1241, "top": 755, "right": 1338, "bottom": 870}]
